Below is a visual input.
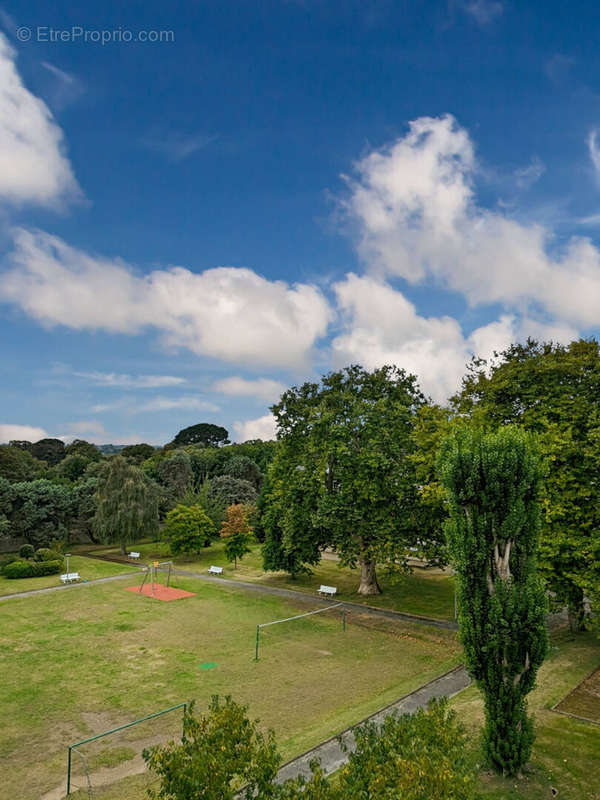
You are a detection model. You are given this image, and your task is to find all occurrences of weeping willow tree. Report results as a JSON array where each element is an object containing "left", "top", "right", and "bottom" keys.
[
  {"left": 438, "top": 426, "right": 547, "bottom": 776},
  {"left": 93, "top": 456, "right": 159, "bottom": 553}
]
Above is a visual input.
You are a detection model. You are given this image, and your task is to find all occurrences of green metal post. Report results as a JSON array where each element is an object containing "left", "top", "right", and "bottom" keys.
[
  {"left": 66, "top": 746, "right": 72, "bottom": 795},
  {"left": 254, "top": 624, "right": 260, "bottom": 661}
]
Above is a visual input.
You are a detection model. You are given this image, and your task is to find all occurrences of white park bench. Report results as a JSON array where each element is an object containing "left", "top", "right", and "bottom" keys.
[
  {"left": 128, "top": 551, "right": 141, "bottom": 561},
  {"left": 208, "top": 565, "right": 223, "bottom": 575},
  {"left": 318, "top": 585, "right": 337, "bottom": 597},
  {"left": 60, "top": 572, "right": 81, "bottom": 584}
]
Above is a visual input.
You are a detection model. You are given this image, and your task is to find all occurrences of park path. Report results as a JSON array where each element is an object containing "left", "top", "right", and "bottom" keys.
[
  {"left": 0, "top": 558, "right": 457, "bottom": 630},
  {"left": 0, "top": 570, "right": 140, "bottom": 602},
  {"left": 253, "top": 664, "right": 470, "bottom": 790}
]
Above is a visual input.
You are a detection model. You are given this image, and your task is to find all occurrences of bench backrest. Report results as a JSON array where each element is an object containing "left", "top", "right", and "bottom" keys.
[
  {"left": 209, "top": 565, "right": 223, "bottom": 573},
  {"left": 319, "top": 585, "right": 337, "bottom": 593}
]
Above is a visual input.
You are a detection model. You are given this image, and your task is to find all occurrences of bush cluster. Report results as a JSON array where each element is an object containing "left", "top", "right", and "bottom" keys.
[{"left": 3, "top": 558, "right": 64, "bottom": 579}]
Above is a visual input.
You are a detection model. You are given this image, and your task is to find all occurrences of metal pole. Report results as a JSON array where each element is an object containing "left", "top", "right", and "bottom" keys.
[
  {"left": 66, "top": 553, "right": 71, "bottom": 576},
  {"left": 254, "top": 625, "right": 260, "bottom": 661},
  {"left": 66, "top": 746, "right": 72, "bottom": 795}
]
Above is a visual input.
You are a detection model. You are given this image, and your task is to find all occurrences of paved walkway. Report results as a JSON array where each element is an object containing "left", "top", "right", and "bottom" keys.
[
  {"left": 172, "top": 567, "right": 458, "bottom": 630},
  {"left": 237, "top": 664, "right": 469, "bottom": 792},
  {"left": 0, "top": 570, "right": 140, "bottom": 601}
]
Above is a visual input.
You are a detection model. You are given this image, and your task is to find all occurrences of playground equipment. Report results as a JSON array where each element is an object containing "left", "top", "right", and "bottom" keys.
[{"left": 138, "top": 560, "right": 173, "bottom": 597}]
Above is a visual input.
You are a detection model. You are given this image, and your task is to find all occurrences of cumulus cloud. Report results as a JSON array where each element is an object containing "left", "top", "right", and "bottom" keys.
[
  {"left": 212, "top": 376, "right": 286, "bottom": 403},
  {"left": 0, "top": 423, "right": 49, "bottom": 443},
  {"left": 75, "top": 371, "right": 186, "bottom": 389},
  {"left": 332, "top": 274, "right": 578, "bottom": 403},
  {"left": 0, "top": 33, "right": 81, "bottom": 207},
  {"left": 233, "top": 413, "right": 278, "bottom": 442},
  {"left": 344, "top": 114, "right": 600, "bottom": 329},
  {"left": 0, "top": 228, "right": 333, "bottom": 368}
]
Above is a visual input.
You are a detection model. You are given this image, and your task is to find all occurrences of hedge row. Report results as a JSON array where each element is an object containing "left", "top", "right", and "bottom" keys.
[{"left": 3, "top": 559, "right": 64, "bottom": 579}]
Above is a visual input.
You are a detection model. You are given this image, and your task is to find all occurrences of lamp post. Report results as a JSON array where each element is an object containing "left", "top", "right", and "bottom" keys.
[{"left": 65, "top": 553, "right": 71, "bottom": 576}]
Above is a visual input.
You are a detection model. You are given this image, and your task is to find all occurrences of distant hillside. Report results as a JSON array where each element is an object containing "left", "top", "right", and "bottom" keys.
[{"left": 96, "top": 444, "right": 128, "bottom": 455}]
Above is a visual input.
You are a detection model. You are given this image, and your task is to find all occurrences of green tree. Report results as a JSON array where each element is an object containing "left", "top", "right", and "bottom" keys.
[
  {"left": 269, "top": 365, "right": 425, "bottom": 595},
  {"left": 56, "top": 454, "right": 90, "bottom": 482},
  {"left": 438, "top": 426, "right": 548, "bottom": 776},
  {"left": 144, "top": 697, "right": 281, "bottom": 800},
  {"left": 157, "top": 451, "right": 193, "bottom": 505},
  {"left": 9, "top": 479, "right": 73, "bottom": 548},
  {"left": 452, "top": 338, "right": 600, "bottom": 630},
  {"left": 120, "top": 443, "right": 156, "bottom": 464},
  {"left": 31, "top": 438, "right": 66, "bottom": 466},
  {"left": 164, "top": 504, "right": 214, "bottom": 555},
  {"left": 0, "top": 445, "right": 46, "bottom": 482},
  {"left": 65, "top": 439, "right": 101, "bottom": 461},
  {"left": 70, "top": 478, "right": 99, "bottom": 543},
  {"left": 93, "top": 456, "right": 159, "bottom": 554},
  {"left": 171, "top": 423, "right": 230, "bottom": 448},
  {"left": 220, "top": 504, "right": 253, "bottom": 568},
  {"left": 0, "top": 477, "right": 16, "bottom": 537},
  {"left": 208, "top": 475, "right": 257, "bottom": 507},
  {"left": 220, "top": 455, "right": 263, "bottom": 491}
]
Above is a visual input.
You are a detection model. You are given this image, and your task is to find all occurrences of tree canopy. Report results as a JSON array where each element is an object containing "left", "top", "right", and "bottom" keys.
[
  {"left": 264, "top": 364, "right": 426, "bottom": 595},
  {"left": 451, "top": 338, "right": 600, "bottom": 629},
  {"left": 164, "top": 504, "right": 214, "bottom": 554},
  {"left": 31, "top": 438, "right": 66, "bottom": 466},
  {"left": 171, "top": 423, "right": 230, "bottom": 448},
  {"left": 93, "top": 456, "right": 159, "bottom": 553}
]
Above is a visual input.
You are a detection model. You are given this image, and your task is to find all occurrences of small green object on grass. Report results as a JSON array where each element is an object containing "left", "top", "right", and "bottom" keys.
[{"left": 200, "top": 662, "right": 217, "bottom": 670}]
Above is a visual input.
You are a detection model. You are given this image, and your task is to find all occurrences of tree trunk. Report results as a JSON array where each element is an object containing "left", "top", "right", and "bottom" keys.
[
  {"left": 568, "top": 602, "right": 586, "bottom": 632},
  {"left": 358, "top": 557, "right": 381, "bottom": 595},
  {"left": 120, "top": 540, "right": 126, "bottom": 555}
]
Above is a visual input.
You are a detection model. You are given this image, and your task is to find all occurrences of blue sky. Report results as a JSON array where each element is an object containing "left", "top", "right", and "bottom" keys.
[{"left": 1, "top": 0, "right": 599, "bottom": 445}]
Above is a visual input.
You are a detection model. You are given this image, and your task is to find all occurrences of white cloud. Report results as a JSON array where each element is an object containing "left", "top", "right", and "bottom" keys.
[
  {"left": 0, "top": 423, "right": 49, "bottom": 443},
  {"left": 0, "top": 229, "right": 332, "bottom": 369},
  {"left": 75, "top": 371, "right": 186, "bottom": 389},
  {"left": 212, "top": 375, "right": 286, "bottom": 403},
  {"left": 141, "top": 131, "right": 217, "bottom": 162},
  {"left": 0, "top": 33, "right": 81, "bottom": 207},
  {"left": 137, "top": 395, "right": 220, "bottom": 413},
  {"left": 332, "top": 274, "right": 578, "bottom": 403},
  {"left": 462, "top": 0, "right": 503, "bottom": 26},
  {"left": 514, "top": 156, "right": 545, "bottom": 189},
  {"left": 588, "top": 129, "right": 600, "bottom": 179},
  {"left": 63, "top": 419, "right": 106, "bottom": 436},
  {"left": 344, "top": 114, "right": 600, "bottom": 329},
  {"left": 233, "top": 413, "right": 278, "bottom": 442}
]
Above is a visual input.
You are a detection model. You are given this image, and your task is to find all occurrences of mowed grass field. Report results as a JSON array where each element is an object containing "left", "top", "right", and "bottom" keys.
[
  {"left": 0, "top": 556, "right": 136, "bottom": 597},
  {"left": 0, "top": 574, "right": 461, "bottom": 800},
  {"left": 454, "top": 629, "right": 600, "bottom": 800},
  {"left": 82, "top": 539, "right": 456, "bottom": 620}
]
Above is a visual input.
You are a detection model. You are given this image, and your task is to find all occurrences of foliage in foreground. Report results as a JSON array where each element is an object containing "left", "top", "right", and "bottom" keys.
[
  {"left": 144, "top": 696, "right": 476, "bottom": 800},
  {"left": 439, "top": 425, "right": 548, "bottom": 776}
]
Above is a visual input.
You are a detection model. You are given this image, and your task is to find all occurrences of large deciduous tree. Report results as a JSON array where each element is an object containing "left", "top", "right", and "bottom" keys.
[
  {"left": 0, "top": 445, "right": 46, "bottom": 482},
  {"left": 31, "top": 438, "right": 66, "bottom": 466},
  {"left": 266, "top": 365, "right": 425, "bottom": 595},
  {"left": 9, "top": 479, "right": 73, "bottom": 548},
  {"left": 171, "top": 423, "right": 230, "bottom": 448},
  {"left": 93, "top": 456, "right": 159, "bottom": 553},
  {"left": 451, "top": 338, "right": 600, "bottom": 630},
  {"left": 438, "top": 425, "right": 547, "bottom": 776}
]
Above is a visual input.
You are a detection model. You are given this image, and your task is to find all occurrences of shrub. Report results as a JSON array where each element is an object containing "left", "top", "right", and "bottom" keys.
[
  {"left": 19, "top": 544, "right": 35, "bottom": 560},
  {"left": 3, "top": 559, "right": 63, "bottom": 579},
  {"left": 34, "top": 548, "right": 63, "bottom": 562}
]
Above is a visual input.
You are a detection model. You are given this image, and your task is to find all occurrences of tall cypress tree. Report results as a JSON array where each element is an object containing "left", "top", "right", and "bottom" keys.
[{"left": 438, "top": 426, "right": 547, "bottom": 776}]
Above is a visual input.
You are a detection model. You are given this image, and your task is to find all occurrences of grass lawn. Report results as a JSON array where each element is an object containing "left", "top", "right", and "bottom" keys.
[
  {"left": 0, "top": 573, "right": 460, "bottom": 800},
  {"left": 452, "top": 629, "right": 600, "bottom": 800},
  {"left": 82, "top": 539, "right": 456, "bottom": 620},
  {"left": 0, "top": 555, "right": 136, "bottom": 597},
  {"left": 555, "top": 666, "right": 600, "bottom": 724}
]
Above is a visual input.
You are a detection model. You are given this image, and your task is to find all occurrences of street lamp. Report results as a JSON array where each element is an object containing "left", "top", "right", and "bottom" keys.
[{"left": 65, "top": 552, "right": 71, "bottom": 576}]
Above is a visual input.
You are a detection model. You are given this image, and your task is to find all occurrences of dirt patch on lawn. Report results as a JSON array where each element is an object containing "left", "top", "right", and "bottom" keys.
[{"left": 554, "top": 667, "right": 600, "bottom": 724}]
